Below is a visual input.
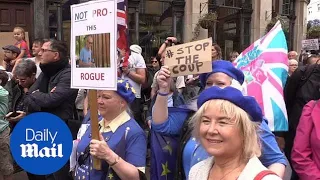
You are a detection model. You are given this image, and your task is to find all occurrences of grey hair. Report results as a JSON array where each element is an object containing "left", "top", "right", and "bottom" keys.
[{"left": 14, "top": 59, "right": 36, "bottom": 77}]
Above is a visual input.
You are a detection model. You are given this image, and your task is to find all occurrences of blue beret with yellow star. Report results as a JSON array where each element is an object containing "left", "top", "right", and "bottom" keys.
[
  {"left": 197, "top": 86, "right": 263, "bottom": 122},
  {"left": 116, "top": 78, "right": 136, "bottom": 104}
]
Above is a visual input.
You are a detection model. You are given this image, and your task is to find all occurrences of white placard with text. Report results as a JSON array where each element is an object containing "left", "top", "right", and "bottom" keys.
[{"left": 70, "top": 0, "right": 117, "bottom": 90}]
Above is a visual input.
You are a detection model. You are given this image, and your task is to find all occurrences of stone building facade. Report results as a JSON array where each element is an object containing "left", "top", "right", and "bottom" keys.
[{"left": 0, "top": 0, "right": 310, "bottom": 59}]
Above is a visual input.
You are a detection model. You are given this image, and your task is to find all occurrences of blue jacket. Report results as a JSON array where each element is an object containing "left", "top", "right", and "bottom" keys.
[{"left": 152, "top": 106, "right": 287, "bottom": 179}]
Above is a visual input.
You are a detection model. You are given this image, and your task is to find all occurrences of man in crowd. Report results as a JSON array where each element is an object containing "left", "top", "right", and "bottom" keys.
[
  {"left": 79, "top": 35, "right": 94, "bottom": 67},
  {"left": 305, "top": 54, "right": 320, "bottom": 65},
  {"left": 288, "top": 51, "right": 298, "bottom": 60},
  {"left": 24, "top": 39, "right": 78, "bottom": 180},
  {"left": 7, "top": 60, "right": 37, "bottom": 130},
  {"left": 30, "top": 39, "right": 44, "bottom": 78},
  {"left": 2, "top": 45, "right": 20, "bottom": 72},
  {"left": 142, "top": 56, "right": 160, "bottom": 101},
  {"left": 122, "top": 44, "right": 146, "bottom": 127}
]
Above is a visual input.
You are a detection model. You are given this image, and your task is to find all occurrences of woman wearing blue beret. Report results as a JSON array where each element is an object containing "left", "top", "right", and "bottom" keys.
[
  {"left": 152, "top": 60, "right": 286, "bottom": 179},
  {"left": 189, "top": 86, "right": 281, "bottom": 179},
  {"left": 74, "top": 78, "right": 147, "bottom": 180}
]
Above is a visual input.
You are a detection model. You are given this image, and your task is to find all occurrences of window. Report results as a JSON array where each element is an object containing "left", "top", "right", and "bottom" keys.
[
  {"left": 282, "top": 0, "right": 290, "bottom": 15},
  {"left": 243, "top": 18, "right": 251, "bottom": 49},
  {"left": 308, "top": 7, "right": 312, "bottom": 14},
  {"left": 318, "top": 4, "right": 320, "bottom": 11},
  {"left": 223, "top": 21, "right": 236, "bottom": 30}
]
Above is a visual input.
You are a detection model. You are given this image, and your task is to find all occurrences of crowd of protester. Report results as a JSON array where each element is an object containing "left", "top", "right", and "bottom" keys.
[{"left": 0, "top": 26, "right": 319, "bottom": 180}]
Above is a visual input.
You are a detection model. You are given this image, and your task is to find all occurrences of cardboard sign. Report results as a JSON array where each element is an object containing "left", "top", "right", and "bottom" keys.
[
  {"left": 164, "top": 38, "right": 213, "bottom": 77},
  {"left": 0, "top": 32, "right": 29, "bottom": 65},
  {"left": 302, "top": 39, "right": 319, "bottom": 50},
  {"left": 70, "top": 0, "right": 117, "bottom": 90}
]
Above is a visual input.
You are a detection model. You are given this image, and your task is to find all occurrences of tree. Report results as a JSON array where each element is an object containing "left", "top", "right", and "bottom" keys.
[
  {"left": 307, "top": 19, "right": 320, "bottom": 39},
  {"left": 265, "top": 16, "right": 289, "bottom": 47}
]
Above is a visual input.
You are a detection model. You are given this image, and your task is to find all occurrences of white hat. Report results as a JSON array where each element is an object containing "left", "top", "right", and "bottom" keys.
[{"left": 130, "top": 45, "right": 142, "bottom": 54}]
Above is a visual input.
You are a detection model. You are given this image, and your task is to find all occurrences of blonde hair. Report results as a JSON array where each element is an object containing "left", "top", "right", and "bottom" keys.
[
  {"left": 13, "top": 27, "right": 26, "bottom": 40},
  {"left": 190, "top": 99, "right": 261, "bottom": 162},
  {"left": 229, "top": 51, "right": 239, "bottom": 58}
]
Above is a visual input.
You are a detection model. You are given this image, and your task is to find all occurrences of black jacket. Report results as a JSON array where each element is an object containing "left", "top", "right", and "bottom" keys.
[
  {"left": 24, "top": 64, "right": 78, "bottom": 121},
  {"left": 9, "top": 83, "right": 23, "bottom": 112}
]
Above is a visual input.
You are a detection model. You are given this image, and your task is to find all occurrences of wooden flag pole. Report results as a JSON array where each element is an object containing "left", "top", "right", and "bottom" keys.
[{"left": 89, "top": 89, "right": 101, "bottom": 170}]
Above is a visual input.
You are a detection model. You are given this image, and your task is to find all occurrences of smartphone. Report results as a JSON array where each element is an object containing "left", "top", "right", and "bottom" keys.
[
  {"left": 5, "top": 111, "right": 23, "bottom": 118},
  {"left": 168, "top": 40, "right": 173, "bottom": 47}
]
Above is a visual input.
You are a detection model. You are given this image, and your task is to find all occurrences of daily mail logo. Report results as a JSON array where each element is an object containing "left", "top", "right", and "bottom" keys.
[
  {"left": 10, "top": 113, "right": 72, "bottom": 175},
  {"left": 20, "top": 129, "right": 63, "bottom": 158}
]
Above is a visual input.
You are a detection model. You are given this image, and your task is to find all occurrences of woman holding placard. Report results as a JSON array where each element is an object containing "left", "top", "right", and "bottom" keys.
[
  {"left": 74, "top": 78, "right": 147, "bottom": 180},
  {"left": 151, "top": 60, "right": 287, "bottom": 179},
  {"left": 188, "top": 86, "right": 281, "bottom": 179}
]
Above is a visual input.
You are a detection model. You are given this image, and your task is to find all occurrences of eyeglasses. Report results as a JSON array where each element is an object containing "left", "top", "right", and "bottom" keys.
[
  {"left": 41, "top": 48, "right": 57, "bottom": 53},
  {"left": 151, "top": 61, "right": 158, "bottom": 63}
]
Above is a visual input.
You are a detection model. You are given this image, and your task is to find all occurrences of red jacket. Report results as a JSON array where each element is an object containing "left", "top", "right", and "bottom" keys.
[{"left": 291, "top": 100, "right": 320, "bottom": 180}]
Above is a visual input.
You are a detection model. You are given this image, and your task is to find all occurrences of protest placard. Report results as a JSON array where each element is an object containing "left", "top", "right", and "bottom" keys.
[
  {"left": 71, "top": 0, "right": 118, "bottom": 170},
  {"left": 302, "top": 39, "right": 319, "bottom": 51},
  {"left": 70, "top": 0, "right": 117, "bottom": 90},
  {"left": 164, "top": 38, "right": 213, "bottom": 77}
]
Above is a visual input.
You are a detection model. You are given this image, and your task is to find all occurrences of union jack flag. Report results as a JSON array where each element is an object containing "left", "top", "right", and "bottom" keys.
[
  {"left": 117, "top": 0, "right": 129, "bottom": 68},
  {"left": 234, "top": 21, "right": 289, "bottom": 131}
]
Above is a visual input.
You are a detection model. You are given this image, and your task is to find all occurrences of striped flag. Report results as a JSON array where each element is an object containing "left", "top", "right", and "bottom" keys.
[
  {"left": 234, "top": 21, "right": 289, "bottom": 131},
  {"left": 117, "top": 0, "right": 129, "bottom": 68}
]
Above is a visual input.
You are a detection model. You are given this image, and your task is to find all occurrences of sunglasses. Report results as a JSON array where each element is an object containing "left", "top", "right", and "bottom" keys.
[{"left": 151, "top": 61, "right": 158, "bottom": 63}]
